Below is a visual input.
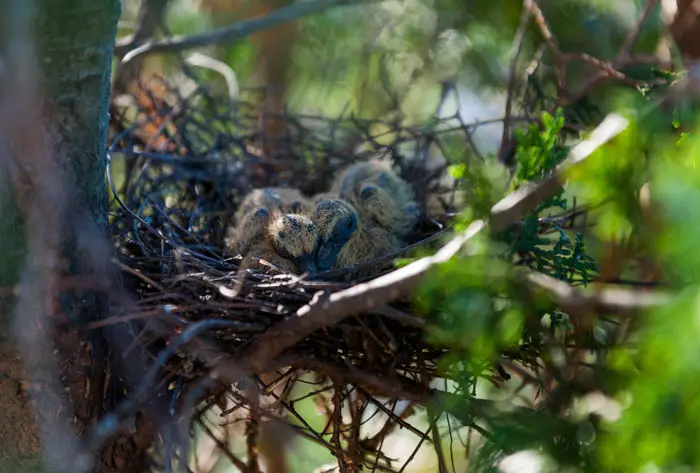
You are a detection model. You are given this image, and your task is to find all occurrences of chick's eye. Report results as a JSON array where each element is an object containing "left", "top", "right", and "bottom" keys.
[{"left": 253, "top": 207, "right": 269, "bottom": 218}]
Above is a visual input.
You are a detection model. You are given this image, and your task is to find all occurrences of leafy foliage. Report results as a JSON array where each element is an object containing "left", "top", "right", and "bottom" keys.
[{"left": 504, "top": 110, "right": 596, "bottom": 284}]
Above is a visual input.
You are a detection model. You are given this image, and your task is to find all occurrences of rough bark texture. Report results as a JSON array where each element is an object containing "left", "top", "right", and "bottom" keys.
[
  {"left": 0, "top": 1, "right": 150, "bottom": 472},
  {"left": 33, "top": 0, "right": 118, "bottom": 228}
]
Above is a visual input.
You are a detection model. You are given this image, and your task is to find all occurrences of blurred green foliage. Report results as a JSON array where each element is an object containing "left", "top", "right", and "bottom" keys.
[{"left": 419, "top": 85, "right": 700, "bottom": 473}]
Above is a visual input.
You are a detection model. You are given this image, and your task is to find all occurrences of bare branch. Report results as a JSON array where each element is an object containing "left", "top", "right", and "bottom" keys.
[
  {"left": 121, "top": 0, "right": 372, "bottom": 65},
  {"left": 525, "top": 0, "right": 567, "bottom": 94},
  {"left": 523, "top": 270, "right": 671, "bottom": 315},
  {"left": 499, "top": 1, "right": 532, "bottom": 163},
  {"left": 617, "top": 0, "right": 660, "bottom": 61},
  {"left": 526, "top": 0, "right": 665, "bottom": 105},
  {"left": 115, "top": 0, "right": 171, "bottom": 56},
  {"left": 113, "top": 0, "right": 172, "bottom": 94}
]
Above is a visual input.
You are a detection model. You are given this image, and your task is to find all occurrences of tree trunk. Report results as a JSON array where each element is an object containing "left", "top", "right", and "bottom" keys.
[{"left": 0, "top": 1, "right": 152, "bottom": 472}]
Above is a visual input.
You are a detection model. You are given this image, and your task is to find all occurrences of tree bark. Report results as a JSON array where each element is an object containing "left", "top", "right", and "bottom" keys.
[{"left": 0, "top": 1, "right": 150, "bottom": 472}]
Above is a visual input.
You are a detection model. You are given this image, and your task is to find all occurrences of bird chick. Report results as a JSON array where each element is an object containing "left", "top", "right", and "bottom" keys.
[
  {"left": 227, "top": 207, "right": 270, "bottom": 256},
  {"left": 311, "top": 198, "right": 403, "bottom": 275},
  {"left": 228, "top": 207, "right": 320, "bottom": 274},
  {"left": 245, "top": 239, "right": 301, "bottom": 273},
  {"left": 333, "top": 222, "right": 403, "bottom": 276},
  {"left": 263, "top": 212, "right": 319, "bottom": 274},
  {"left": 330, "top": 161, "right": 419, "bottom": 237},
  {"left": 234, "top": 187, "right": 312, "bottom": 224},
  {"left": 312, "top": 199, "right": 359, "bottom": 271}
]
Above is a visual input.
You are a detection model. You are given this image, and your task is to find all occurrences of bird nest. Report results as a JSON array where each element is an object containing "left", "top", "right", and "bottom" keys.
[{"left": 106, "top": 76, "right": 524, "bottom": 470}]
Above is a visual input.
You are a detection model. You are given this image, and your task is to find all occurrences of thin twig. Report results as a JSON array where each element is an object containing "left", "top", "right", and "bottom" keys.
[
  {"left": 121, "top": 0, "right": 374, "bottom": 64},
  {"left": 525, "top": 0, "right": 566, "bottom": 94},
  {"left": 523, "top": 270, "right": 670, "bottom": 315},
  {"left": 618, "top": 0, "right": 660, "bottom": 61},
  {"left": 499, "top": 1, "right": 532, "bottom": 162}
]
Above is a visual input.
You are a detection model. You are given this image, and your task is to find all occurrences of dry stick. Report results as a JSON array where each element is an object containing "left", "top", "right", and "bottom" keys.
[
  {"left": 618, "top": 0, "right": 660, "bottom": 61},
  {"left": 523, "top": 271, "right": 671, "bottom": 315},
  {"left": 121, "top": 0, "right": 374, "bottom": 65},
  {"left": 498, "top": 1, "right": 532, "bottom": 162},
  {"left": 221, "top": 113, "right": 642, "bottom": 380},
  {"left": 528, "top": 0, "right": 664, "bottom": 105},
  {"left": 197, "top": 418, "right": 249, "bottom": 472}
]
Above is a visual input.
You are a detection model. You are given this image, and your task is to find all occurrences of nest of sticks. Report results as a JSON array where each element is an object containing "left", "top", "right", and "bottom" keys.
[{"left": 105, "top": 75, "right": 542, "bottom": 471}]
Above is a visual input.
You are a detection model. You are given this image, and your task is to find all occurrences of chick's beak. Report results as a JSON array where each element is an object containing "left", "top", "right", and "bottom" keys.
[{"left": 295, "top": 254, "right": 318, "bottom": 274}]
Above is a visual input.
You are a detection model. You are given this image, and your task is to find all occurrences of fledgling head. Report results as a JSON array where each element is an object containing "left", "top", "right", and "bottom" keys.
[
  {"left": 264, "top": 188, "right": 312, "bottom": 214},
  {"left": 334, "top": 161, "right": 397, "bottom": 196},
  {"left": 357, "top": 182, "right": 406, "bottom": 229},
  {"left": 266, "top": 213, "right": 320, "bottom": 274},
  {"left": 229, "top": 207, "right": 271, "bottom": 255},
  {"left": 332, "top": 161, "right": 419, "bottom": 237},
  {"left": 236, "top": 187, "right": 311, "bottom": 223},
  {"left": 312, "top": 199, "right": 359, "bottom": 271},
  {"left": 360, "top": 182, "right": 420, "bottom": 235}
]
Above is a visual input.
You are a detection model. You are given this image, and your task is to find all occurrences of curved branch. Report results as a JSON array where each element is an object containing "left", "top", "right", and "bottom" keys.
[{"left": 120, "top": 0, "right": 372, "bottom": 64}]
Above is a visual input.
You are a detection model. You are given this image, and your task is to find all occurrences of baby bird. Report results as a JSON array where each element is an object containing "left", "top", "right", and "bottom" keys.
[
  {"left": 228, "top": 187, "right": 319, "bottom": 274},
  {"left": 247, "top": 210, "right": 319, "bottom": 274},
  {"left": 334, "top": 222, "right": 403, "bottom": 274},
  {"left": 311, "top": 198, "right": 402, "bottom": 274},
  {"left": 312, "top": 199, "right": 359, "bottom": 271},
  {"left": 228, "top": 206, "right": 270, "bottom": 256},
  {"left": 330, "top": 161, "right": 419, "bottom": 237}
]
